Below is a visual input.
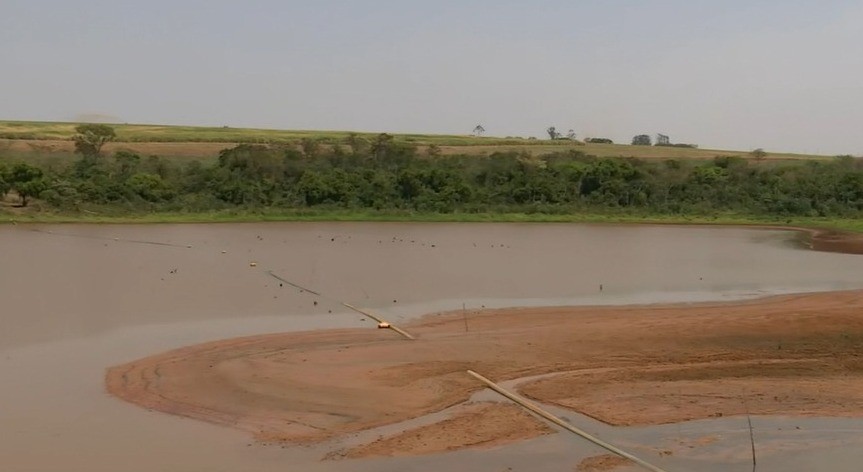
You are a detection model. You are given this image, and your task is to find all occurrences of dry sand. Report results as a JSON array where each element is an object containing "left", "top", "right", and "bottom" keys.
[{"left": 107, "top": 289, "right": 863, "bottom": 456}]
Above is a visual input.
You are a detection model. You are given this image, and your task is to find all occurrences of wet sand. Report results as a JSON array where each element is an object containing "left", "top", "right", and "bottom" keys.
[
  {"left": 808, "top": 228, "right": 863, "bottom": 254},
  {"left": 576, "top": 454, "right": 635, "bottom": 471},
  {"left": 744, "top": 224, "right": 863, "bottom": 255},
  {"left": 4, "top": 222, "right": 863, "bottom": 471},
  {"left": 336, "top": 402, "right": 552, "bottom": 459}
]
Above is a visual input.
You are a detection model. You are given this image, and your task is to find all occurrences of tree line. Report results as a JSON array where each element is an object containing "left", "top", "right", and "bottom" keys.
[{"left": 2, "top": 125, "right": 862, "bottom": 218}]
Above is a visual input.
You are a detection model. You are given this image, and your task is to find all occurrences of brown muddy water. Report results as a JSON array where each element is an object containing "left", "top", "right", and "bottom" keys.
[{"left": 2, "top": 222, "right": 863, "bottom": 472}]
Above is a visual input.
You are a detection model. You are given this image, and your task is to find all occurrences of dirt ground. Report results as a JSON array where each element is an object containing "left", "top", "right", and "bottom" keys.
[
  {"left": 106, "top": 289, "right": 863, "bottom": 455},
  {"left": 576, "top": 454, "right": 635, "bottom": 471},
  {"left": 333, "top": 402, "right": 551, "bottom": 459}
]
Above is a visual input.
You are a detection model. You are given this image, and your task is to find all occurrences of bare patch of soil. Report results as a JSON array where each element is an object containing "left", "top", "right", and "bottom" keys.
[
  {"left": 519, "top": 358, "right": 863, "bottom": 426},
  {"left": 335, "top": 402, "right": 551, "bottom": 459},
  {"left": 576, "top": 454, "right": 634, "bottom": 471}
]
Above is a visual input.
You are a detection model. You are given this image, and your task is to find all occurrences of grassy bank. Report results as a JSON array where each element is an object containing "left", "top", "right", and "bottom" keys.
[{"left": 2, "top": 208, "right": 861, "bottom": 233}]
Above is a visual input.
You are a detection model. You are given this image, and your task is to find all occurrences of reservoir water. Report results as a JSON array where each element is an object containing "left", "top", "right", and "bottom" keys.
[{"left": 2, "top": 222, "right": 862, "bottom": 471}]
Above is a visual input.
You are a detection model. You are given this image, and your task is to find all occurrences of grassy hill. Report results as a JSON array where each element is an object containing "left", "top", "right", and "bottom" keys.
[{"left": 0, "top": 120, "right": 831, "bottom": 162}]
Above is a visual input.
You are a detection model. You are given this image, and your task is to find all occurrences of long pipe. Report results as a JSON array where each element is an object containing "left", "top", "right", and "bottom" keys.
[
  {"left": 342, "top": 302, "right": 415, "bottom": 340},
  {"left": 266, "top": 270, "right": 414, "bottom": 340},
  {"left": 466, "top": 370, "right": 669, "bottom": 472},
  {"left": 266, "top": 270, "right": 322, "bottom": 295}
]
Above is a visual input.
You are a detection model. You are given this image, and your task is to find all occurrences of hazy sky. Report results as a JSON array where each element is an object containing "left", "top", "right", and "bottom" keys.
[{"left": 2, "top": 1, "right": 861, "bottom": 154}]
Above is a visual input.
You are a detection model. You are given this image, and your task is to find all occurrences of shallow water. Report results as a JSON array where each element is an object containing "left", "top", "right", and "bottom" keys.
[{"left": 2, "top": 222, "right": 862, "bottom": 471}]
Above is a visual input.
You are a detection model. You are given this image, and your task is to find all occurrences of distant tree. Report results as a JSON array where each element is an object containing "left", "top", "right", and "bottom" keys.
[
  {"left": 345, "top": 133, "right": 370, "bottom": 155},
  {"left": 632, "top": 134, "right": 652, "bottom": 146},
  {"left": 751, "top": 148, "right": 767, "bottom": 160},
  {"left": 656, "top": 134, "right": 670, "bottom": 145},
  {"left": 473, "top": 124, "right": 485, "bottom": 137},
  {"left": 300, "top": 138, "right": 322, "bottom": 158},
  {"left": 73, "top": 124, "right": 116, "bottom": 157},
  {"left": 113, "top": 151, "right": 141, "bottom": 179},
  {"left": 586, "top": 138, "right": 613, "bottom": 144},
  {"left": 547, "top": 126, "right": 561, "bottom": 140},
  {"left": 371, "top": 133, "right": 394, "bottom": 158},
  {"left": 7, "top": 163, "right": 47, "bottom": 206},
  {"left": 217, "top": 144, "right": 284, "bottom": 181},
  {"left": 0, "top": 164, "right": 9, "bottom": 197},
  {"left": 566, "top": 129, "right": 577, "bottom": 140},
  {"left": 127, "top": 172, "right": 174, "bottom": 202},
  {"left": 141, "top": 155, "right": 173, "bottom": 179}
]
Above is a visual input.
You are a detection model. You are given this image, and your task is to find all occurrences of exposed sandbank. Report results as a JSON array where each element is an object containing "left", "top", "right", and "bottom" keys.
[{"left": 107, "top": 290, "right": 863, "bottom": 455}]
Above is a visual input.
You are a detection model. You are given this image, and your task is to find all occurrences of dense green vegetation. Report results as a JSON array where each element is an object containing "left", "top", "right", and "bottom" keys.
[{"left": 2, "top": 127, "right": 862, "bottom": 227}]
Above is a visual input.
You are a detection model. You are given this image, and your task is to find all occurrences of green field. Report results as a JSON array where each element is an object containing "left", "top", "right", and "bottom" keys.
[
  {"left": 0, "top": 120, "right": 564, "bottom": 146},
  {"left": 0, "top": 120, "right": 831, "bottom": 161}
]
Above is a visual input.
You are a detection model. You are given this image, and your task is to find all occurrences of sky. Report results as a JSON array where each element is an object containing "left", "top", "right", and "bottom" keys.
[{"left": 1, "top": 0, "right": 862, "bottom": 155}]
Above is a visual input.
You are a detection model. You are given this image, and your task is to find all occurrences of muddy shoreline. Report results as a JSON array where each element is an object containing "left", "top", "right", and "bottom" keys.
[
  {"left": 106, "top": 289, "right": 863, "bottom": 457},
  {"left": 807, "top": 228, "right": 863, "bottom": 254}
]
